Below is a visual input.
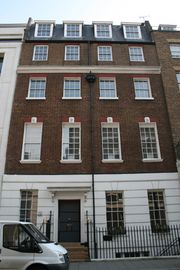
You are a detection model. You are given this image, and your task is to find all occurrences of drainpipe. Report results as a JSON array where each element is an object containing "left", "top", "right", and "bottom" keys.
[{"left": 85, "top": 39, "right": 97, "bottom": 259}]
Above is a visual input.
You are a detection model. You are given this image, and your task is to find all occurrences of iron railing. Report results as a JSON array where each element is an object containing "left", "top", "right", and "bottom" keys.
[{"left": 87, "top": 223, "right": 180, "bottom": 259}]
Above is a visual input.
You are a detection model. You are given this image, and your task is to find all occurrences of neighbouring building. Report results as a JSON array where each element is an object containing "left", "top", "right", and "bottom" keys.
[
  {"left": 1, "top": 19, "right": 180, "bottom": 259},
  {"left": 0, "top": 23, "right": 25, "bottom": 201},
  {"left": 152, "top": 25, "right": 180, "bottom": 176}
]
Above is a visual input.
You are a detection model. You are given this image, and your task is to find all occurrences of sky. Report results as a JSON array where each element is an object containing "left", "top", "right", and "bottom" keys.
[{"left": 0, "top": 0, "right": 180, "bottom": 28}]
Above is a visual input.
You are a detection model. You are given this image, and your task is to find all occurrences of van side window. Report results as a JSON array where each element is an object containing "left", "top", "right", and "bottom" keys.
[{"left": 3, "top": 224, "right": 34, "bottom": 252}]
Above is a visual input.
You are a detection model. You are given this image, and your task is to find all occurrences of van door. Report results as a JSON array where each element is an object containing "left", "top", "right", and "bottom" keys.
[{"left": 0, "top": 224, "right": 34, "bottom": 270}]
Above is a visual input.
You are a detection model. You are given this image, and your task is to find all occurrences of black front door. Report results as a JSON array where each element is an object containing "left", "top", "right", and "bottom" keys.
[{"left": 58, "top": 200, "right": 80, "bottom": 242}]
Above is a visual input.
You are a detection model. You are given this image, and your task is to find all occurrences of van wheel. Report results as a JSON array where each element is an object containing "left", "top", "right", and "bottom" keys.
[{"left": 28, "top": 265, "right": 46, "bottom": 270}]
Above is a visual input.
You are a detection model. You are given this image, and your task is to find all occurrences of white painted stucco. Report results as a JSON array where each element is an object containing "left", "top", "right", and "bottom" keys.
[{"left": 1, "top": 172, "right": 180, "bottom": 243}]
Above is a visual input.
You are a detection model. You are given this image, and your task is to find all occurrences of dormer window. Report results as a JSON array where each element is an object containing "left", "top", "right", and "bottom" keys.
[
  {"left": 34, "top": 22, "right": 54, "bottom": 37},
  {"left": 159, "top": 24, "right": 177, "bottom": 31},
  {"left": 64, "top": 22, "right": 82, "bottom": 38},
  {"left": 123, "top": 23, "right": 142, "bottom": 39},
  {"left": 94, "top": 22, "right": 112, "bottom": 38}
]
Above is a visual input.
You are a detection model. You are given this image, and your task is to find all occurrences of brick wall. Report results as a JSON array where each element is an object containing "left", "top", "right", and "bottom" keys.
[
  {"left": 5, "top": 70, "right": 176, "bottom": 174},
  {"left": 152, "top": 31, "right": 180, "bottom": 149}
]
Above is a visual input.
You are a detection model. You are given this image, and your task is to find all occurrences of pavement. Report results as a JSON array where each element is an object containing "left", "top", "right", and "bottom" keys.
[{"left": 69, "top": 257, "right": 180, "bottom": 270}]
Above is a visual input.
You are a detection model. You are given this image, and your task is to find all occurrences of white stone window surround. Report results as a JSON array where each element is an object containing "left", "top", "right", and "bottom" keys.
[
  {"left": 139, "top": 122, "right": 163, "bottom": 162},
  {"left": 26, "top": 77, "right": 46, "bottom": 100},
  {"left": 64, "top": 21, "right": 83, "bottom": 38},
  {"left": 65, "top": 45, "right": 80, "bottom": 61},
  {"left": 123, "top": 22, "right": 142, "bottom": 39},
  {"left": 32, "top": 45, "right": 48, "bottom": 61},
  {"left": 99, "top": 77, "right": 118, "bottom": 99},
  {"left": 101, "top": 122, "right": 123, "bottom": 163},
  {"left": 34, "top": 21, "right": 55, "bottom": 37},
  {"left": 60, "top": 122, "right": 82, "bottom": 163},
  {"left": 129, "top": 46, "right": 144, "bottom": 62},
  {"left": 93, "top": 22, "right": 113, "bottom": 38},
  {"left": 20, "top": 122, "right": 43, "bottom": 164},
  {"left": 133, "top": 77, "right": 154, "bottom": 100},
  {"left": 170, "top": 44, "right": 180, "bottom": 58},
  {"left": 97, "top": 46, "right": 113, "bottom": 61},
  {"left": 63, "top": 77, "right": 82, "bottom": 99}
]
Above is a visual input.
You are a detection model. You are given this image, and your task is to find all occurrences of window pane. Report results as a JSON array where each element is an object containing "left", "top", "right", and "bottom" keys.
[
  {"left": 170, "top": 44, "right": 180, "bottom": 58},
  {"left": 125, "top": 25, "right": 141, "bottom": 39},
  {"left": 33, "top": 45, "right": 48, "bottom": 61},
  {"left": 140, "top": 125, "right": 160, "bottom": 159},
  {"left": 134, "top": 79, "right": 151, "bottom": 98},
  {"left": 129, "top": 47, "right": 144, "bottom": 61},
  {"left": 37, "top": 24, "right": 51, "bottom": 37},
  {"left": 62, "top": 125, "right": 80, "bottom": 160},
  {"left": 98, "top": 46, "right": 112, "bottom": 61},
  {"left": 29, "top": 79, "right": 46, "bottom": 98},
  {"left": 23, "top": 124, "right": 42, "bottom": 160},
  {"left": 65, "top": 46, "right": 79, "bottom": 61},
  {"left": 148, "top": 191, "right": 167, "bottom": 232},
  {"left": 66, "top": 24, "right": 80, "bottom": 37},
  {"left": 96, "top": 24, "right": 111, "bottom": 38},
  {"left": 106, "top": 192, "right": 124, "bottom": 234},
  {"left": 100, "top": 79, "right": 116, "bottom": 98},
  {"left": 64, "top": 79, "right": 80, "bottom": 98},
  {"left": 102, "top": 125, "right": 120, "bottom": 160}
]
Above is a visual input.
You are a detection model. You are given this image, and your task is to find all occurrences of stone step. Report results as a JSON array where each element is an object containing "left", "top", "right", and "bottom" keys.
[{"left": 61, "top": 242, "right": 89, "bottom": 262}]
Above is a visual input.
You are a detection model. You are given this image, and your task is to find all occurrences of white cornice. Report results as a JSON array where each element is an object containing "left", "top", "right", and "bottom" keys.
[{"left": 17, "top": 65, "right": 161, "bottom": 74}]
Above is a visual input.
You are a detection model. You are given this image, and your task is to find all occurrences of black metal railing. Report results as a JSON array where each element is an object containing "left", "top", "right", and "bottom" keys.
[
  {"left": 39, "top": 211, "right": 52, "bottom": 240},
  {"left": 87, "top": 223, "right": 180, "bottom": 259}
]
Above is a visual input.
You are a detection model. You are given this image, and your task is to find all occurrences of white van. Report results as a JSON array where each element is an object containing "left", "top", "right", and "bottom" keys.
[{"left": 0, "top": 221, "right": 69, "bottom": 270}]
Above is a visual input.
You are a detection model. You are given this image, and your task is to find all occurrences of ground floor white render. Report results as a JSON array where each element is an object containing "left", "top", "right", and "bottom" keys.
[{"left": 0, "top": 172, "right": 180, "bottom": 244}]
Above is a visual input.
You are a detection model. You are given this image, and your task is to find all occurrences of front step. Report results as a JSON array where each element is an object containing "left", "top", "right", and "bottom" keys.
[{"left": 61, "top": 242, "right": 89, "bottom": 262}]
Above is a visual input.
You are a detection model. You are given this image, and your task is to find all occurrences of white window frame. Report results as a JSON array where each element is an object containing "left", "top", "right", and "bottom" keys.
[
  {"left": 139, "top": 122, "right": 162, "bottom": 162},
  {"left": 63, "top": 77, "right": 81, "bottom": 99},
  {"left": 20, "top": 123, "right": 43, "bottom": 163},
  {"left": 94, "top": 23, "right": 112, "bottom": 38},
  {"left": 20, "top": 190, "right": 38, "bottom": 224},
  {"left": 133, "top": 78, "right": 153, "bottom": 100},
  {"left": 61, "top": 123, "right": 81, "bottom": 163},
  {"left": 97, "top": 46, "right": 113, "bottom": 61},
  {"left": 106, "top": 191, "right": 124, "bottom": 234},
  {"left": 101, "top": 122, "right": 123, "bottom": 163},
  {"left": 26, "top": 77, "right": 46, "bottom": 100},
  {"left": 34, "top": 23, "right": 54, "bottom": 37},
  {"left": 129, "top": 47, "right": 144, "bottom": 62},
  {"left": 123, "top": 24, "right": 142, "bottom": 39},
  {"left": 99, "top": 77, "right": 118, "bottom": 99},
  {"left": 65, "top": 45, "right": 80, "bottom": 61},
  {"left": 176, "top": 73, "right": 180, "bottom": 91},
  {"left": 170, "top": 44, "right": 180, "bottom": 58},
  {"left": 148, "top": 190, "right": 168, "bottom": 232},
  {"left": 64, "top": 23, "right": 82, "bottom": 38},
  {"left": 33, "top": 45, "right": 48, "bottom": 61}
]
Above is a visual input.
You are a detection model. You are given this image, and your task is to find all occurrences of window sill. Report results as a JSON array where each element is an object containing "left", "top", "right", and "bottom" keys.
[
  {"left": 135, "top": 97, "right": 154, "bottom": 100},
  {"left": 20, "top": 160, "right": 42, "bottom": 164},
  {"left": 99, "top": 97, "right": 119, "bottom": 100},
  {"left": 62, "top": 97, "right": 82, "bottom": 100},
  {"left": 60, "top": 160, "right": 82, "bottom": 164},
  {"left": 64, "top": 59, "right": 80, "bottom": 61},
  {"left": 142, "top": 158, "right": 163, "bottom": 163},
  {"left": 102, "top": 159, "right": 124, "bottom": 163},
  {"left": 26, "top": 97, "right": 46, "bottom": 100}
]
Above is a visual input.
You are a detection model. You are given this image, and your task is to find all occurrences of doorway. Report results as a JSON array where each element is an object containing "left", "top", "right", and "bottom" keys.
[{"left": 58, "top": 200, "right": 80, "bottom": 242}]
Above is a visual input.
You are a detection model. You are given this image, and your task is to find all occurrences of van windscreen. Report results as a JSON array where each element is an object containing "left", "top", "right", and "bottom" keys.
[{"left": 24, "top": 223, "right": 50, "bottom": 243}]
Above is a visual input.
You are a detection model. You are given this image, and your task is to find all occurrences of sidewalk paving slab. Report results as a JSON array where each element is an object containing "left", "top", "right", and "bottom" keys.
[{"left": 69, "top": 257, "right": 180, "bottom": 270}]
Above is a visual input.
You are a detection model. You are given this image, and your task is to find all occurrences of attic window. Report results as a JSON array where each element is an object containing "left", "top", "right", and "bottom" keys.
[
  {"left": 123, "top": 24, "right": 142, "bottom": 39},
  {"left": 35, "top": 23, "right": 54, "bottom": 37}
]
